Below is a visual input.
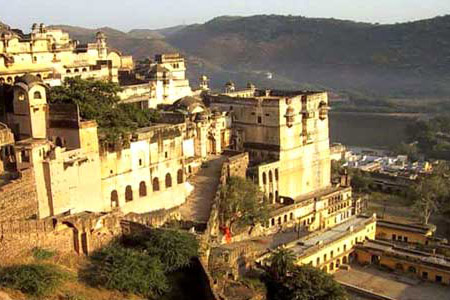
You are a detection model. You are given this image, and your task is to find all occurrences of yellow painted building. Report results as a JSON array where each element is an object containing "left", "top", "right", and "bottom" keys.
[
  {"left": 257, "top": 215, "right": 377, "bottom": 274},
  {"left": 376, "top": 220, "right": 436, "bottom": 245},
  {"left": 355, "top": 240, "right": 450, "bottom": 285}
]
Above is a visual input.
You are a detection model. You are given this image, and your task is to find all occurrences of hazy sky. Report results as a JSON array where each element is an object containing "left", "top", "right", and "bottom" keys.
[{"left": 1, "top": 0, "right": 449, "bottom": 32}]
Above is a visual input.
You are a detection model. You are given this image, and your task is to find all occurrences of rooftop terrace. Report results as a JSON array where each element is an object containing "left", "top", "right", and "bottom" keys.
[{"left": 286, "top": 215, "right": 375, "bottom": 258}]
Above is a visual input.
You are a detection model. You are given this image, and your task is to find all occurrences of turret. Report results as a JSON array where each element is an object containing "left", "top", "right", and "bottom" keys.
[
  {"left": 224, "top": 81, "right": 235, "bottom": 93},
  {"left": 96, "top": 31, "right": 107, "bottom": 59},
  {"left": 199, "top": 75, "right": 209, "bottom": 91},
  {"left": 12, "top": 74, "right": 48, "bottom": 140}
]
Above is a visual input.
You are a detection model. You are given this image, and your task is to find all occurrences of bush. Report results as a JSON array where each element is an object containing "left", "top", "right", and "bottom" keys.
[
  {"left": 265, "top": 265, "right": 347, "bottom": 300},
  {"left": 31, "top": 247, "right": 56, "bottom": 260},
  {"left": 0, "top": 264, "right": 68, "bottom": 296},
  {"left": 82, "top": 244, "right": 169, "bottom": 299},
  {"left": 121, "top": 229, "right": 199, "bottom": 272}
]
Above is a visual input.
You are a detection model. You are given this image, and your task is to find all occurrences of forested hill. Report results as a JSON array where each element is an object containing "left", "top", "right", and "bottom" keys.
[
  {"left": 167, "top": 15, "right": 450, "bottom": 98},
  {"left": 24, "top": 15, "right": 450, "bottom": 100}
]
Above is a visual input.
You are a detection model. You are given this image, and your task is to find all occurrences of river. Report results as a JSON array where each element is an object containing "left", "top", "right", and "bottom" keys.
[{"left": 329, "top": 112, "right": 421, "bottom": 149}]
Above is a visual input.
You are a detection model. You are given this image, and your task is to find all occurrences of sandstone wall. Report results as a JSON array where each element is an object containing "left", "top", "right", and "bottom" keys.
[
  {"left": 0, "top": 219, "right": 74, "bottom": 262},
  {"left": 0, "top": 169, "right": 38, "bottom": 222}
]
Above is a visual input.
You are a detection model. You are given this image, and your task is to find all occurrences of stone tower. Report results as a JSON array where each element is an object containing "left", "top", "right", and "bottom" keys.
[
  {"left": 96, "top": 31, "right": 107, "bottom": 59},
  {"left": 12, "top": 74, "right": 48, "bottom": 140}
]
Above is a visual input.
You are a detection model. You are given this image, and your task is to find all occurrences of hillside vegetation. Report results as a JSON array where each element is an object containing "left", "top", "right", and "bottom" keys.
[{"left": 44, "top": 15, "right": 450, "bottom": 101}]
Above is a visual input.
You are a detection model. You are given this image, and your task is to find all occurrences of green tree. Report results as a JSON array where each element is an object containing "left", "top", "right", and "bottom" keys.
[
  {"left": 349, "top": 169, "right": 373, "bottom": 193},
  {"left": 219, "top": 176, "right": 269, "bottom": 232},
  {"left": 265, "top": 265, "right": 348, "bottom": 300},
  {"left": 268, "top": 248, "right": 296, "bottom": 280},
  {"left": 412, "top": 175, "right": 449, "bottom": 224},
  {"left": 48, "top": 77, "right": 159, "bottom": 142},
  {"left": 121, "top": 229, "right": 199, "bottom": 272},
  {"left": 83, "top": 244, "right": 169, "bottom": 299}
]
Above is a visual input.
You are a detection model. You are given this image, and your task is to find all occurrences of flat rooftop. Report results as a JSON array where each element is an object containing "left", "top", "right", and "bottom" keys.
[
  {"left": 358, "top": 240, "right": 450, "bottom": 270},
  {"left": 335, "top": 264, "right": 450, "bottom": 300},
  {"left": 288, "top": 216, "right": 375, "bottom": 257},
  {"left": 377, "top": 219, "right": 436, "bottom": 235}
]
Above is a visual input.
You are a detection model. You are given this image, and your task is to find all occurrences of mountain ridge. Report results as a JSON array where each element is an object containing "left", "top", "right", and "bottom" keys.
[{"left": 6, "top": 15, "right": 450, "bottom": 99}]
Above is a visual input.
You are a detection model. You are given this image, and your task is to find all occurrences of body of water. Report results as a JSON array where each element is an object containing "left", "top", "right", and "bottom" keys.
[{"left": 329, "top": 112, "right": 420, "bottom": 149}]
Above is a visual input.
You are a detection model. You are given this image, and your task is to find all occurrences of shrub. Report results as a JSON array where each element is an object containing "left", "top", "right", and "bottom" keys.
[
  {"left": 121, "top": 229, "right": 199, "bottom": 272},
  {"left": 0, "top": 264, "right": 68, "bottom": 296},
  {"left": 82, "top": 244, "right": 169, "bottom": 299},
  {"left": 31, "top": 247, "right": 56, "bottom": 260}
]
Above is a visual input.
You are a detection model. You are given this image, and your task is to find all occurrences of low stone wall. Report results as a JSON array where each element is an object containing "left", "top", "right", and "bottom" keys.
[
  {"left": 200, "top": 152, "right": 249, "bottom": 264},
  {"left": 339, "top": 282, "right": 396, "bottom": 300},
  {"left": 0, "top": 169, "right": 38, "bottom": 222},
  {"left": 0, "top": 219, "right": 74, "bottom": 262}
]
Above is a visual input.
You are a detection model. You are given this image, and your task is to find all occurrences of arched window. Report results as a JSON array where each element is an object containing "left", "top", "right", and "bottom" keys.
[
  {"left": 269, "top": 193, "right": 274, "bottom": 203},
  {"left": 74, "top": 68, "right": 79, "bottom": 73},
  {"left": 125, "top": 185, "right": 133, "bottom": 202},
  {"left": 275, "top": 169, "right": 279, "bottom": 181},
  {"left": 262, "top": 172, "right": 267, "bottom": 185},
  {"left": 139, "top": 181, "right": 147, "bottom": 197},
  {"left": 82, "top": 68, "right": 87, "bottom": 72},
  {"left": 177, "top": 169, "right": 183, "bottom": 184},
  {"left": 153, "top": 178, "right": 160, "bottom": 191},
  {"left": 269, "top": 171, "right": 273, "bottom": 183},
  {"left": 36, "top": 74, "right": 42, "bottom": 79},
  {"left": 111, "top": 190, "right": 118, "bottom": 207},
  {"left": 66, "top": 69, "right": 71, "bottom": 74},
  {"left": 165, "top": 173, "right": 172, "bottom": 188}
]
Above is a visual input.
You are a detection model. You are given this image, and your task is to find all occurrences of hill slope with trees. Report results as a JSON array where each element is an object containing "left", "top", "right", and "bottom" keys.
[{"left": 28, "top": 14, "right": 450, "bottom": 101}]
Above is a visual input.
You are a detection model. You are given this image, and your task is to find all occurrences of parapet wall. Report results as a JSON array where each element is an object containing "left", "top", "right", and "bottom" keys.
[
  {"left": 0, "top": 169, "right": 38, "bottom": 222},
  {"left": 0, "top": 218, "right": 74, "bottom": 262},
  {"left": 201, "top": 152, "right": 249, "bottom": 263}
]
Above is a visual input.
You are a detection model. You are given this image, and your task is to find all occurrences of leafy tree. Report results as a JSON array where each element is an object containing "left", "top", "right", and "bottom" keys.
[
  {"left": 48, "top": 77, "right": 159, "bottom": 142},
  {"left": 265, "top": 265, "right": 348, "bottom": 300},
  {"left": 268, "top": 248, "right": 296, "bottom": 280},
  {"left": 83, "top": 244, "right": 169, "bottom": 299},
  {"left": 412, "top": 175, "right": 449, "bottom": 224},
  {"left": 0, "top": 264, "right": 69, "bottom": 296},
  {"left": 218, "top": 176, "right": 269, "bottom": 232},
  {"left": 348, "top": 169, "right": 373, "bottom": 193},
  {"left": 121, "top": 229, "right": 199, "bottom": 272}
]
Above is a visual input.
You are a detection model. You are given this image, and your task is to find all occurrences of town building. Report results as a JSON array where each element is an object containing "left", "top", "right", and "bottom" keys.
[
  {"left": 0, "top": 24, "right": 133, "bottom": 85},
  {"left": 355, "top": 239, "right": 450, "bottom": 285},
  {"left": 0, "top": 74, "right": 230, "bottom": 220},
  {"left": 206, "top": 85, "right": 364, "bottom": 232}
]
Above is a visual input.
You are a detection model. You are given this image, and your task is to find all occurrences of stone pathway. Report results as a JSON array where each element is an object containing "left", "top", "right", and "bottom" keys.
[{"left": 179, "top": 155, "right": 226, "bottom": 223}]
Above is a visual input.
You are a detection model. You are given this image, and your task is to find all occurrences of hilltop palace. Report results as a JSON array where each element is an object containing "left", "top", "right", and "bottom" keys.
[{"left": 1, "top": 24, "right": 449, "bottom": 286}]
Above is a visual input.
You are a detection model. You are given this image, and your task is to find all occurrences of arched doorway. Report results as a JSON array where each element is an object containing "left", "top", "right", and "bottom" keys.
[
  {"left": 371, "top": 255, "right": 380, "bottom": 265},
  {"left": 139, "top": 181, "right": 147, "bottom": 197},
  {"left": 125, "top": 185, "right": 133, "bottom": 202},
  {"left": 165, "top": 173, "right": 172, "bottom": 188},
  {"left": 342, "top": 256, "right": 348, "bottom": 264},
  {"left": 177, "top": 169, "right": 183, "bottom": 184},
  {"left": 110, "top": 190, "right": 118, "bottom": 208},
  {"left": 153, "top": 178, "right": 160, "bottom": 191}
]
